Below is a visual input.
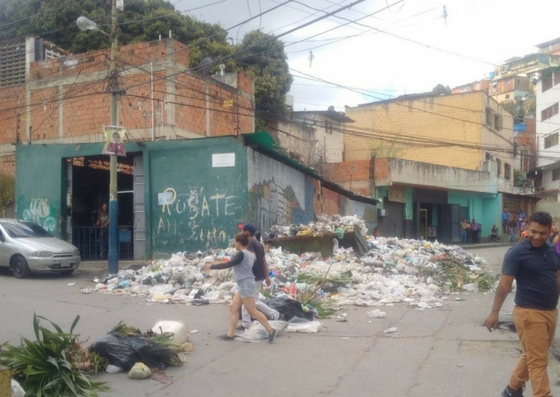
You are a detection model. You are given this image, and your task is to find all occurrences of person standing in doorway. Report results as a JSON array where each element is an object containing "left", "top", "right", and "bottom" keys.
[
  {"left": 502, "top": 209, "right": 510, "bottom": 235},
  {"left": 484, "top": 211, "right": 560, "bottom": 397},
  {"left": 95, "top": 203, "right": 109, "bottom": 259}
]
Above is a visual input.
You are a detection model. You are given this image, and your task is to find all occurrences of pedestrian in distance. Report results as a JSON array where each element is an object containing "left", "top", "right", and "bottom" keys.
[
  {"left": 484, "top": 211, "right": 560, "bottom": 397},
  {"left": 518, "top": 209, "right": 526, "bottom": 231},
  {"left": 204, "top": 233, "right": 278, "bottom": 343},
  {"left": 237, "top": 223, "right": 281, "bottom": 330},
  {"left": 502, "top": 209, "right": 511, "bottom": 235},
  {"left": 490, "top": 225, "right": 499, "bottom": 243},
  {"left": 460, "top": 219, "right": 468, "bottom": 244},
  {"left": 509, "top": 217, "right": 518, "bottom": 243},
  {"left": 471, "top": 219, "right": 480, "bottom": 244}
]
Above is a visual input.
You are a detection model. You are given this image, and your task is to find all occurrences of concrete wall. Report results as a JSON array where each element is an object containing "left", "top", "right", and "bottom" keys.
[
  {"left": 537, "top": 71, "right": 560, "bottom": 170},
  {"left": 246, "top": 148, "right": 314, "bottom": 231},
  {"left": 374, "top": 158, "right": 498, "bottom": 194}
]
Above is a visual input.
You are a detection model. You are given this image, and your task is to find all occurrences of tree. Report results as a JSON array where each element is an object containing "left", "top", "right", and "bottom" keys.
[
  {"left": 236, "top": 30, "right": 293, "bottom": 130},
  {"left": 0, "top": 0, "right": 292, "bottom": 131},
  {"left": 431, "top": 84, "right": 451, "bottom": 95}
]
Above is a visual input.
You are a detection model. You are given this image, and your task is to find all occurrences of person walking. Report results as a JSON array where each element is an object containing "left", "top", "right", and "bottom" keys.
[
  {"left": 238, "top": 223, "right": 280, "bottom": 330},
  {"left": 484, "top": 211, "right": 560, "bottom": 397},
  {"left": 95, "top": 203, "right": 109, "bottom": 259},
  {"left": 502, "top": 209, "right": 510, "bottom": 235},
  {"left": 205, "top": 233, "right": 278, "bottom": 343}
]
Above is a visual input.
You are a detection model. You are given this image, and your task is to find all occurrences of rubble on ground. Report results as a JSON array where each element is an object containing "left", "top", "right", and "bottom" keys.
[{"left": 83, "top": 215, "right": 497, "bottom": 311}]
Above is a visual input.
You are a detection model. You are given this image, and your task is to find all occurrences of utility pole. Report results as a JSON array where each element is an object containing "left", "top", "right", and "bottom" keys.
[{"left": 108, "top": 0, "right": 120, "bottom": 274}]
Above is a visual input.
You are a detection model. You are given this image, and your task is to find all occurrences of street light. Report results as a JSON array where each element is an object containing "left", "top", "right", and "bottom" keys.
[{"left": 77, "top": 0, "right": 120, "bottom": 274}]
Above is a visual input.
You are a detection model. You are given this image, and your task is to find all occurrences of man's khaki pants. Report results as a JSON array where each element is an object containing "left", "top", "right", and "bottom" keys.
[{"left": 510, "top": 306, "right": 558, "bottom": 397}]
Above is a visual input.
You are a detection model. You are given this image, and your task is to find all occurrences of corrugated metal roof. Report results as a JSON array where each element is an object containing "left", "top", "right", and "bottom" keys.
[{"left": 242, "top": 132, "right": 379, "bottom": 205}]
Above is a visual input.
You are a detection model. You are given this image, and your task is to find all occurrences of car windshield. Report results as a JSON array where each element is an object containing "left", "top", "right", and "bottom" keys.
[{"left": 1, "top": 222, "right": 52, "bottom": 238}]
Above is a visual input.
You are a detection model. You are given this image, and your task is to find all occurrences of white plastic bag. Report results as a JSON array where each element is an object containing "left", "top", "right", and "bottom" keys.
[
  {"left": 11, "top": 379, "right": 25, "bottom": 397},
  {"left": 284, "top": 318, "right": 322, "bottom": 334},
  {"left": 237, "top": 321, "right": 287, "bottom": 342},
  {"left": 151, "top": 320, "right": 189, "bottom": 345}
]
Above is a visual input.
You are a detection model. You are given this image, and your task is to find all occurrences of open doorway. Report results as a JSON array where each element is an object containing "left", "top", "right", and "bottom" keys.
[{"left": 64, "top": 156, "right": 134, "bottom": 260}]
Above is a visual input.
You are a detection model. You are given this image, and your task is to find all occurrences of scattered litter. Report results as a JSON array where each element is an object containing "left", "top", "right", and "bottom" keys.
[
  {"left": 285, "top": 318, "right": 322, "bottom": 334},
  {"left": 332, "top": 313, "right": 347, "bottom": 322},
  {"left": 105, "top": 365, "right": 123, "bottom": 374},
  {"left": 341, "top": 337, "right": 350, "bottom": 340},
  {"left": 67, "top": 283, "right": 75, "bottom": 287},
  {"left": 11, "top": 379, "right": 25, "bottom": 397},
  {"left": 383, "top": 327, "right": 398, "bottom": 334},
  {"left": 236, "top": 321, "right": 287, "bottom": 342},
  {"left": 151, "top": 321, "right": 188, "bottom": 345},
  {"left": 455, "top": 298, "right": 466, "bottom": 301},
  {"left": 367, "top": 309, "right": 387, "bottom": 318},
  {"left": 190, "top": 330, "right": 199, "bottom": 334},
  {"left": 84, "top": 215, "right": 496, "bottom": 315},
  {"left": 128, "top": 363, "right": 151, "bottom": 379},
  {"left": 150, "top": 368, "right": 173, "bottom": 385}
]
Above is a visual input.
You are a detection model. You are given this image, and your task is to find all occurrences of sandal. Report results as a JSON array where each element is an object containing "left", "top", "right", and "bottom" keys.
[{"left": 218, "top": 334, "right": 235, "bottom": 341}]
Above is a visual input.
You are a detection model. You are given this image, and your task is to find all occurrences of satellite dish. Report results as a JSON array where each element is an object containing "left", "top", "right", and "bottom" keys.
[{"left": 195, "top": 56, "right": 213, "bottom": 75}]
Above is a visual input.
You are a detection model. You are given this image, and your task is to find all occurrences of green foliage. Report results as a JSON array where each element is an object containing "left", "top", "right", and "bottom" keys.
[
  {"left": 236, "top": 30, "right": 293, "bottom": 127},
  {"left": 0, "top": 0, "right": 292, "bottom": 129},
  {"left": 0, "top": 314, "right": 109, "bottom": 397},
  {"left": 431, "top": 84, "right": 451, "bottom": 95},
  {"left": 0, "top": 171, "right": 15, "bottom": 213}
]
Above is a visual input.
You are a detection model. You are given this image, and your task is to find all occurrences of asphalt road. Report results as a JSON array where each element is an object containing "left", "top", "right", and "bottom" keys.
[{"left": 1, "top": 245, "right": 559, "bottom": 397}]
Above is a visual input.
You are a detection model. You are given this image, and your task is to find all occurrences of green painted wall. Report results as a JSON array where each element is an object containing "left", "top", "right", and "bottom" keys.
[
  {"left": 404, "top": 188, "right": 413, "bottom": 220},
  {"left": 146, "top": 137, "right": 247, "bottom": 257},
  {"left": 448, "top": 191, "right": 501, "bottom": 236},
  {"left": 16, "top": 142, "right": 111, "bottom": 237}
]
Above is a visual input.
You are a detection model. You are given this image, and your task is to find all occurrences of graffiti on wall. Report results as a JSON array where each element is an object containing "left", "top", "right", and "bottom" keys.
[
  {"left": 155, "top": 187, "right": 237, "bottom": 249},
  {"left": 249, "top": 180, "right": 303, "bottom": 230},
  {"left": 22, "top": 198, "right": 57, "bottom": 232}
]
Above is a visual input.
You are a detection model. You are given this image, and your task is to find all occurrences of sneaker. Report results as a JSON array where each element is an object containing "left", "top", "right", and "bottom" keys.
[
  {"left": 268, "top": 329, "right": 278, "bottom": 343},
  {"left": 218, "top": 334, "right": 235, "bottom": 341},
  {"left": 501, "top": 385, "right": 524, "bottom": 397}
]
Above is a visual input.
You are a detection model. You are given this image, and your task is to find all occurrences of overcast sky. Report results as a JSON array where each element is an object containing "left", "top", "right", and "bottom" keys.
[{"left": 173, "top": 0, "right": 560, "bottom": 111}]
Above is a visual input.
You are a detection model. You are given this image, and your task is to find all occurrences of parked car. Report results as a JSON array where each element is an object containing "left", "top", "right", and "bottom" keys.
[{"left": 0, "top": 219, "right": 81, "bottom": 278}]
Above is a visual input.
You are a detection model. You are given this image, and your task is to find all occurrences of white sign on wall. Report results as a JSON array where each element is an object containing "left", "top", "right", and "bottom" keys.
[{"left": 212, "top": 153, "right": 236, "bottom": 168}]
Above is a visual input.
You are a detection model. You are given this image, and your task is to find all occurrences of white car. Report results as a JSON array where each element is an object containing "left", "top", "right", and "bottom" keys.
[{"left": 0, "top": 219, "right": 81, "bottom": 278}]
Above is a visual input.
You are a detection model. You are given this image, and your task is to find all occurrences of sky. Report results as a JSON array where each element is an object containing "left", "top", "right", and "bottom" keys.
[{"left": 172, "top": 0, "right": 560, "bottom": 112}]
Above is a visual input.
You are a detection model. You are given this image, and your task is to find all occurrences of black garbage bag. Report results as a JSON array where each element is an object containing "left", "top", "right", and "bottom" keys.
[
  {"left": 89, "top": 332, "right": 181, "bottom": 371},
  {"left": 266, "top": 297, "right": 314, "bottom": 321}
]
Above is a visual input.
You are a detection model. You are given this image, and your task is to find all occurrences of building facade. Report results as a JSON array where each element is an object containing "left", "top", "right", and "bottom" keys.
[{"left": 321, "top": 91, "right": 537, "bottom": 242}]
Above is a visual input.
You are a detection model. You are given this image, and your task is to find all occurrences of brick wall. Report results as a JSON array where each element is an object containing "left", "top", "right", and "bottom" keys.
[{"left": 0, "top": 39, "right": 254, "bottom": 152}]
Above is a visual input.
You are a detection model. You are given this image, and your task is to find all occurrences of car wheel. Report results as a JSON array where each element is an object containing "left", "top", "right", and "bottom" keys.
[
  {"left": 11, "top": 255, "right": 30, "bottom": 279},
  {"left": 60, "top": 270, "right": 74, "bottom": 276}
]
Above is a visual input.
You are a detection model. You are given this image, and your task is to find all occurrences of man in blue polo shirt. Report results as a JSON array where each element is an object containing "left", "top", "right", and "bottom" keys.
[{"left": 484, "top": 211, "right": 560, "bottom": 397}]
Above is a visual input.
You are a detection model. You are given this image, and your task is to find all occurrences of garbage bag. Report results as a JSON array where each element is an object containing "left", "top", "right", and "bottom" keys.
[
  {"left": 89, "top": 332, "right": 182, "bottom": 371},
  {"left": 266, "top": 297, "right": 314, "bottom": 321},
  {"left": 11, "top": 379, "right": 25, "bottom": 397},
  {"left": 237, "top": 321, "right": 287, "bottom": 342},
  {"left": 128, "top": 363, "right": 151, "bottom": 379}
]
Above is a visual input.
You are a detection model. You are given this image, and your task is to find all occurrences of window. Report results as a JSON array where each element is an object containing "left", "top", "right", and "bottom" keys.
[
  {"left": 542, "top": 103, "right": 559, "bottom": 121},
  {"left": 553, "top": 168, "right": 560, "bottom": 181},
  {"left": 486, "top": 107, "right": 495, "bottom": 127},
  {"left": 325, "top": 121, "right": 333, "bottom": 134},
  {"left": 505, "top": 94, "right": 510, "bottom": 99},
  {"left": 504, "top": 163, "right": 511, "bottom": 180},
  {"left": 545, "top": 132, "right": 559, "bottom": 149},
  {"left": 496, "top": 158, "right": 502, "bottom": 176},
  {"left": 543, "top": 74, "right": 553, "bottom": 92},
  {"left": 494, "top": 114, "right": 503, "bottom": 131}
]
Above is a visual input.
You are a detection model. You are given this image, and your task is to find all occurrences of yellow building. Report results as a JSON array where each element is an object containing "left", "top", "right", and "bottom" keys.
[
  {"left": 329, "top": 91, "right": 537, "bottom": 242},
  {"left": 345, "top": 91, "right": 514, "bottom": 173}
]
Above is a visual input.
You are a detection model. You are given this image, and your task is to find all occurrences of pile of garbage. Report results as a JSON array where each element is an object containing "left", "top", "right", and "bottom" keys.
[
  {"left": 263, "top": 214, "right": 367, "bottom": 239},
  {"left": 84, "top": 223, "right": 496, "bottom": 311}
]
